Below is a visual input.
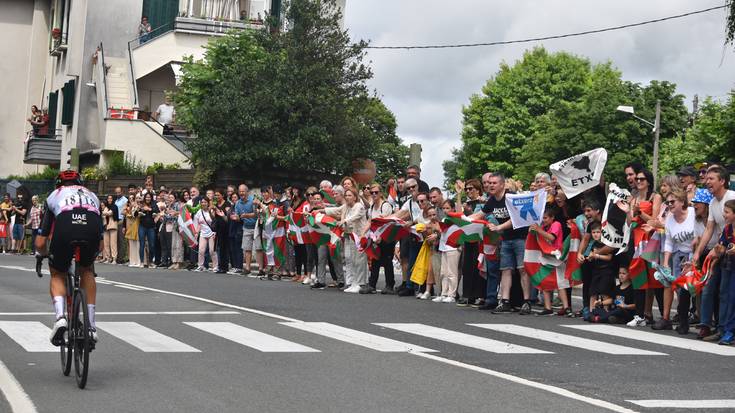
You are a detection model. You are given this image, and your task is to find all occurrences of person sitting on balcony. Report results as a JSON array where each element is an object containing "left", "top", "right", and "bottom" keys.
[
  {"left": 138, "top": 16, "right": 152, "bottom": 44},
  {"left": 35, "top": 109, "right": 50, "bottom": 138},
  {"left": 154, "top": 97, "right": 176, "bottom": 134},
  {"left": 27, "top": 107, "right": 49, "bottom": 138},
  {"left": 27, "top": 105, "right": 41, "bottom": 137}
]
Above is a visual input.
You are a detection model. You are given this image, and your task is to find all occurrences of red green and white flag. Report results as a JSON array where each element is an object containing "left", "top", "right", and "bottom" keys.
[
  {"left": 672, "top": 256, "right": 716, "bottom": 296},
  {"left": 177, "top": 205, "right": 199, "bottom": 248},
  {"left": 261, "top": 209, "right": 287, "bottom": 267},
  {"left": 439, "top": 213, "right": 499, "bottom": 248},
  {"left": 320, "top": 189, "right": 337, "bottom": 206},
  {"left": 524, "top": 221, "right": 582, "bottom": 291},
  {"left": 387, "top": 184, "right": 398, "bottom": 209},
  {"left": 308, "top": 212, "right": 343, "bottom": 257},
  {"left": 358, "top": 217, "right": 409, "bottom": 260},
  {"left": 288, "top": 212, "right": 313, "bottom": 245},
  {"left": 629, "top": 223, "right": 664, "bottom": 290}
]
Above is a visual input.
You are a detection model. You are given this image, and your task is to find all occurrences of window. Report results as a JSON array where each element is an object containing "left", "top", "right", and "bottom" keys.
[
  {"left": 48, "top": 91, "right": 59, "bottom": 135},
  {"left": 61, "top": 80, "right": 75, "bottom": 126}
]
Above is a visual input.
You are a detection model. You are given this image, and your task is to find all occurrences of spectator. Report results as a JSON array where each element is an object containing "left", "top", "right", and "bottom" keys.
[
  {"left": 716, "top": 199, "right": 735, "bottom": 345},
  {"left": 433, "top": 199, "right": 460, "bottom": 303},
  {"left": 624, "top": 161, "right": 644, "bottom": 194},
  {"left": 138, "top": 16, "right": 152, "bottom": 43},
  {"left": 676, "top": 166, "right": 699, "bottom": 202},
  {"left": 694, "top": 165, "right": 735, "bottom": 341},
  {"left": 575, "top": 198, "right": 603, "bottom": 319},
  {"left": 169, "top": 192, "right": 185, "bottom": 270},
  {"left": 361, "top": 183, "right": 396, "bottom": 294},
  {"left": 457, "top": 179, "right": 485, "bottom": 307},
  {"left": 395, "top": 178, "right": 425, "bottom": 296},
  {"left": 11, "top": 193, "right": 28, "bottom": 253},
  {"left": 136, "top": 192, "right": 158, "bottom": 267},
  {"left": 193, "top": 197, "right": 217, "bottom": 272},
  {"left": 101, "top": 195, "right": 119, "bottom": 264},
  {"left": 125, "top": 195, "right": 142, "bottom": 267},
  {"left": 531, "top": 206, "right": 572, "bottom": 316},
  {"left": 323, "top": 187, "right": 365, "bottom": 293},
  {"left": 234, "top": 185, "right": 258, "bottom": 275},
  {"left": 115, "top": 186, "right": 129, "bottom": 264},
  {"left": 406, "top": 165, "right": 430, "bottom": 193},
  {"left": 28, "top": 195, "right": 42, "bottom": 254},
  {"left": 607, "top": 264, "right": 636, "bottom": 325},
  {"left": 429, "top": 187, "right": 445, "bottom": 220},
  {"left": 155, "top": 96, "right": 176, "bottom": 132}
]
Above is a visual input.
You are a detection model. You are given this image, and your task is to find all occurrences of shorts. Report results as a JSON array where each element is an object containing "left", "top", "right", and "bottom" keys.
[
  {"left": 589, "top": 271, "right": 615, "bottom": 297},
  {"left": 12, "top": 224, "right": 24, "bottom": 240},
  {"left": 241, "top": 228, "right": 262, "bottom": 252},
  {"left": 48, "top": 211, "right": 102, "bottom": 272},
  {"left": 499, "top": 238, "right": 525, "bottom": 271}
]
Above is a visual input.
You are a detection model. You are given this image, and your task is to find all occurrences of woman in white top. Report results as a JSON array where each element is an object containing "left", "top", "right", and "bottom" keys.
[
  {"left": 362, "top": 183, "right": 396, "bottom": 294},
  {"left": 325, "top": 187, "right": 367, "bottom": 293},
  {"left": 658, "top": 189, "right": 695, "bottom": 330},
  {"left": 194, "top": 197, "right": 218, "bottom": 272}
]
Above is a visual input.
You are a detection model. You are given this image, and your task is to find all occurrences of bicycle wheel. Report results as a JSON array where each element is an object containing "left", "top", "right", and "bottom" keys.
[
  {"left": 61, "top": 274, "right": 73, "bottom": 376},
  {"left": 72, "top": 289, "right": 90, "bottom": 389}
]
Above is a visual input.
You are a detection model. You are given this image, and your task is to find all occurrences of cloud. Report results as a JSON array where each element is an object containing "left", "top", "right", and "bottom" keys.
[{"left": 344, "top": 0, "right": 735, "bottom": 188}]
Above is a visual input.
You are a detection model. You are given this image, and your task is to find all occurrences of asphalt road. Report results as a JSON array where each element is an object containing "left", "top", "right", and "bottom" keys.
[{"left": 0, "top": 254, "right": 732, "bottom": 413}]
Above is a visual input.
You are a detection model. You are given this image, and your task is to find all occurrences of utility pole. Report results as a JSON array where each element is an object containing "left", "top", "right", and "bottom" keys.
[
  {"left": 652, "top": 100, "right": 661, "bottom": 188},
  {"left": 409, "top": 143, "right": 422, "bottom": 168}
]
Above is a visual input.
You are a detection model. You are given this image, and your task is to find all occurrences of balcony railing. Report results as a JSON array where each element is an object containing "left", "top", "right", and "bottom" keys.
[
  {"left": 24, "top": 135, "right": 62, "bottom": 165},
  {"left": 50, "top": 34, "right": 68, "bottom": 57}
]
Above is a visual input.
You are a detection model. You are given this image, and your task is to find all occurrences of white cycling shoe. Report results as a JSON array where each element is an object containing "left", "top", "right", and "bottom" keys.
[{"left": 49, "top": 318, "right": 68, "bottom": 346}]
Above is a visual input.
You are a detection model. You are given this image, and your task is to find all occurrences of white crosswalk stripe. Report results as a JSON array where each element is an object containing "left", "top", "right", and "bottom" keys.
[
  {"left": 0, "top": 321, "right": 57, "bottom": 352},
  {"left": 185, "top": 322, "right": 320, "bottom": 352},
  {"left": 563, "top": 325, "right": 735, "bottom": 356},
  {"left": 96, "top": 322, "right": 200, "bottom": 352},
  {"left": 281, "top": 322, "right": 437, "bottom": 352},
  {"left": 374, "top": 323, "right": 551, "bottom": 354},
  {"left": 469, "top": 324, "right": 666, "bottom": 355}
]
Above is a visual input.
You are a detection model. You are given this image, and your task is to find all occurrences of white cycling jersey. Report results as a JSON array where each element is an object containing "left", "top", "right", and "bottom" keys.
[{"left": 45, "top": 185, "right": 101, "bottom": 217}]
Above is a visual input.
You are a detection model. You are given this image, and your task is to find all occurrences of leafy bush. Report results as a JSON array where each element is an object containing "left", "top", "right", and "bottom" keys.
[
  {"left": 145, "top": 162, "right": 181, "bottom": 176},
  {"left": 105, "top": 153, "right": 146, "bottom": 176},
  {"left": 2, "top": 166, "right": 59, "bottom": 181}
]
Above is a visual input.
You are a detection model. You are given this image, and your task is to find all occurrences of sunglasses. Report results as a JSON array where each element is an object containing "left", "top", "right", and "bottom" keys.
[
  {"left": 699, "top": 170, "right": 707, "bottom": 175},
  {"left": 635, "top": 177, "right": 647, "bottom": 182},
  {"left": 665, "top": 200, "right": 675, "bottom": 206},
  {"left": 370, "top": 191, "right": 380, "bottom": 195},
  {"left": 407, "top": 185, "right": 417, "bottom": 190},
  {"left": 306, "top": 192, "right": 317, "bottom": 196}
]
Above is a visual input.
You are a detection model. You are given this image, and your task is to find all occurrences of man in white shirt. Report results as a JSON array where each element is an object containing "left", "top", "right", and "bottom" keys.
[
  {"left": 693, "top": 165, "right": 735, "bottom": 340},
  {"left": 395, "top": 178, "right": 424, "bottom": 295},
  {"left": 154, "top": 97, "right": 176, "bottom": 126}
]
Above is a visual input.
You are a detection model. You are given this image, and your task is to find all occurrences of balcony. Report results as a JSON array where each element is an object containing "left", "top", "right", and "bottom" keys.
[
  {"left": 49, "top": 34, "right": 68, "bottom": 57},
  {"left": 24, "top": 137, "right": 62, "bottom": 165}
]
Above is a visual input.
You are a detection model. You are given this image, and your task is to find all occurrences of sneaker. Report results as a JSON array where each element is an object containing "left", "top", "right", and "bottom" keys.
[
  {"left": 194, "top": 266, "right": 206, "bottom": 272},
  {"left": 337, "top": 282, "right": 345, "bottom": 289},
  {"left": 456, "top": 298, "right": 470, "bottom": 307},
  {"left": 441, "top": 296, "right": 456, "bottom": 303},
  {"left": 310, "top": 282, "right": 327, "bottom": 290},
  {"left": 697, "top": 326, "right": 712, "bottom": 340},
  {"left": 302, "top": 276, "right": 313, "bottom": 285},
  {"left": 359, "top": 286, "right": 377, "bottom": 295},
  {"left": 581, "top": 307, "right": 591, "bottom": 321},
  {"left": 675, "top": 323, "right": 690, "bottom": 335},
  {"left": 470, "top": 298, "right": 485, "bottom": 308},
  {"left": 703, "top": 331, "right": 722, "bottom": 342},
  {"left": 397, "top": 288, "right": 414, "bottom": 297},
  {"left": 49, "top": 318, "right": 68, "bottom": 346},
  {"left": 477, "top": 302, "right": 497, "bottom": 311},
  {"left": 381, "top": 287, "right": 395, "bottom": 295},
  {"left": 242, "top": 269, "right": 251, "bottom": 276},
  {"left": 418, "top": 291, "right": 431, "bottom": 300},
  {"left": 226, "top": 268, "right": 238, "bottom": 275},
  {"left": 519, "top": 302, "right": 532, "bottom": 315},
  {"left": 537, "top": 309, "right": 554, "bottom": 316},
  {"left": 719, "top": 331, "right": 734, "bottom": 345},
  {"left": 89, "top": 327, "right": 98, "bottom": 343},
  {"left": 432, "top": 295, "right": 444, "bottom": 303},
  {"left": 491, "top": 301, "right": 513, "bottom": 314},
  {"left": 344, "top": 285, "right": 361, "bottom": 294},
  {"left": 551, "top": 297, "right": 563, "bottom": 308},
  {"left": 626, "top": 315, "right": 647, "bottom": 327},
  {"left": 557, "top": 307, "right": 572, "bottom": 317}
]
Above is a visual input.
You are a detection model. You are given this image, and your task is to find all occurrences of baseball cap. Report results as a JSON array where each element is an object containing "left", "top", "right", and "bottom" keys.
[
  {"left": 692, "top": 188, "right": 713, "bottom": 204},
  {"left": 676, "top": 166, "right": 697, "bottom": 177}
]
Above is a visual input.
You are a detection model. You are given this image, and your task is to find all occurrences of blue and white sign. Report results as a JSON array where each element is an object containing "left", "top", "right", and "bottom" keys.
[{"left": 505, "top": 189, "right": 547, "bottom": 229}]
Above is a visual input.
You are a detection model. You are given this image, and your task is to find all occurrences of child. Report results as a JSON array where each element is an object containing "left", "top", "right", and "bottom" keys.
[
  {"left": 0, "top": 215, "right": 6, "bottom": 254},
  {"left": 607, "top": 264, "right": 636, "bottom": 324},
  {"left": 717, "top": 200, "right": 735, "bottom": 345},
  {"left": 586, "top": 220, "right": 615, "bottom": 321},
  {"left": 529, "top": 206, "right": 571, "bottom": 316},
  {"left": 434, "top": 200, "right": 460, "bottom": 303}
]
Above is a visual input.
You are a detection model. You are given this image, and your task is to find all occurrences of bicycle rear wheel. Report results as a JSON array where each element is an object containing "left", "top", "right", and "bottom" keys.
[
  {"left": 72, "top": 289, "right": 90, "bottom": 389},
  {"left": 60, "top": 277, "right": 72, "bottom": 376}
]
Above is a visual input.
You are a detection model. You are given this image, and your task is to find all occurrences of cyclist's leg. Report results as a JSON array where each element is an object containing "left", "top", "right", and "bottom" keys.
[
  {"left": 80, "top": 267, "right": 97, "bottom": 329},
  {"left": 49, "top": 267, "right": 68, "bottom": 318}
]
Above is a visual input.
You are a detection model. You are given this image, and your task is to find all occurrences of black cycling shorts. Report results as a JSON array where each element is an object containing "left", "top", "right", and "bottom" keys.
[{"left": 49, "top": 210, "right": 102, "bottom": 272}]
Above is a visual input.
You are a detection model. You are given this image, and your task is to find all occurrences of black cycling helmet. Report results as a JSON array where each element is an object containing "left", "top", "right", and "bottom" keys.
[{"left": 55, "top": 169, "right": 83, "bottom": 188}]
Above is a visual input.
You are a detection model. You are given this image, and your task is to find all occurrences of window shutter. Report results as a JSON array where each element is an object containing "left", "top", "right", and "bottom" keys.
[
  {"left": 61, "top": 79, "right": 75, "bottom": 125},
  {"left": 48, "top": 91, "right": 58, "bottom": 135}
]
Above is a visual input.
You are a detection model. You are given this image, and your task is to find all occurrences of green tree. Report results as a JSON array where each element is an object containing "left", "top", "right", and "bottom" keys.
[
  {"left": 659, "top": 93, "right": 735, "bottom": 175},
  {"left": 176, "top": 0, "right": 407, "bottom": 181},
  {"left": 445, "top": 47, "right": 689, "bottom": 187},
  {"left": 727, "top": 1, "right": 735, "bottom": 46}
]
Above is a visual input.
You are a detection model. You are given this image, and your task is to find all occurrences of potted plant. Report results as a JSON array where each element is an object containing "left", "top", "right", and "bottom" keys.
[{"left": 51, "top": 28, "right": 62, "bottom": 39}]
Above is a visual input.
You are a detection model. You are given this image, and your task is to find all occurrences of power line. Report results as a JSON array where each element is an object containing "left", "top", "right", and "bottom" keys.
[{"left": 365, "top": 4, "right": 730, "bottom": 50}]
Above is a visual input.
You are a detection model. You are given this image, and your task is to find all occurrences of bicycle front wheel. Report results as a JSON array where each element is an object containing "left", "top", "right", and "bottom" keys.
[{"left": 72, "top": 289, "right": 90, "bottom": 389}]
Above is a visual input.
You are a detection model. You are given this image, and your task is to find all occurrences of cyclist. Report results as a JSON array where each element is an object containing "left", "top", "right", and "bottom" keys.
[{"left": 35, "top": 170, "right": 103, "bottom": 345}]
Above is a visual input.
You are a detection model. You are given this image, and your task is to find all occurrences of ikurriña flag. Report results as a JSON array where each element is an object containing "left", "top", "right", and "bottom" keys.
[
  {"left": 629, "top": 222, "right": 664, "bottom": 290},
  {"left": 308, "top": 212, "right": 343, "bottom": 258},
  {"left": 261, "top": 207, "right": 287, "bottom": 267},
  {"left": 177, "top": 205, "right": 199, "bottom": 248},
  {"left": 524, "top": 221, "right": 582, "bottom": 291},
  {"left": 439, "top": 213, "right": 501, "bottom": 261},
  {"left": 288, "top": 212, "right": 313, "bottom": 245},
  {"left": 358, "top": 217, "right": 410, "bottom": 260}
]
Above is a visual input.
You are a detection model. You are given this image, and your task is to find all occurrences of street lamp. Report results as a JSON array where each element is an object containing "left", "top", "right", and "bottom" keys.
[{"left": 617, "top": 101, "right": 661, "bottom": 187}]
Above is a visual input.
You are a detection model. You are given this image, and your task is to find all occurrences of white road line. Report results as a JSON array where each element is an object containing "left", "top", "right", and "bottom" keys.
[
  {"left": 375, "top": 323, "right": 551, "bottom": 354},
  {"left": 0, "top": 322, "right": 56, "bottom": 352},
  {"left": 0, "top": 359, "right": 38, "bottom": 413},
  {"left": 563, "top": 325, "right": 735, "bottom": 356},
  {"left": 112, "top": 284, "right": 145, "bottom": 291},
  {"left": 96, "top": 322, "right": 200, "bottom": 352},
  {"left": 185, "top": 322, "right": 319, "bottom": 352},
  {"left": 413, "top": 352, "right": 637, "bottom": 413},
  {"left": 280, "top": 322, "right": 437, "bottom": 353},
  {"left": 627, "top": 400, "right": 735, "bottom": 408},
  {"left": 0, "top": 311, "right": 240, "bottom": 316},
  {"left": 469, "top": 324, "right": 666, "bottom": 356}
]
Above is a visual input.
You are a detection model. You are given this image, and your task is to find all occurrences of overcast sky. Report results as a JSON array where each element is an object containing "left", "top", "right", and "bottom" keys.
[{"left": 343, "top": 0, "right": 735, "bottom": 187}]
